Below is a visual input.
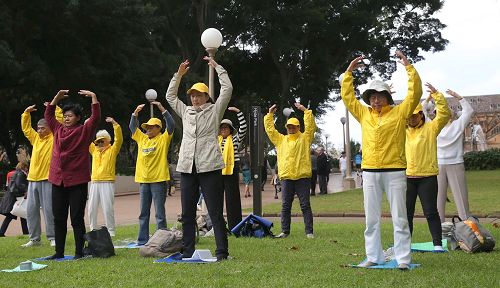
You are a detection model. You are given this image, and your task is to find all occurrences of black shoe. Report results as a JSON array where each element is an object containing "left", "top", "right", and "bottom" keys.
[
  {"left": 46, "top": 253, "right": 64, "bottom": 260},
  {"left": 216, "top": 255, "right": 228, "bottom": 262}
]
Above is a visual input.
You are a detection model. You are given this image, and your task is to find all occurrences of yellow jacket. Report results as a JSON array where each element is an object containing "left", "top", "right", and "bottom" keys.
[
  {"left": 406, "top": 92, "right": 450, "bottom": 176},
  {"left": 21, "top": 112, "right": 54, "bottom": 181},
  {"left": 264, "top": 110, "right": 316, "bottom": 180},
  {"left": 132, "top": 129, "right": 172, "bottom": 183},
  {"left": 341, "top": 65, "right": 422, "bottom": 169},
  {"left": 89, "top": 124, "right": 123, "bottom": 181}
]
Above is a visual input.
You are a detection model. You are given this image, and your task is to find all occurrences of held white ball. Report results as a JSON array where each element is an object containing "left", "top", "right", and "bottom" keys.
[{"left": 145, "top": 89, "right": 157, "bottom": 101}]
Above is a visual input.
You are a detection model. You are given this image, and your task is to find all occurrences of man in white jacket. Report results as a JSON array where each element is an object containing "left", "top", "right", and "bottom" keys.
[{"left": 423, "top": 89, "right": 473, "bottom": 222}]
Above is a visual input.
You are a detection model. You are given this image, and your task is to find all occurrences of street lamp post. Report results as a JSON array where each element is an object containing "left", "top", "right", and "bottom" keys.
[
  {"left": 324, "top": 134, "right": 329, "bottom": 153},
  {"left": 340, "top": 117, "right": 346, "bottom": 153},
  {"left": 145, "top": 89, "right": 158, "bottom": 118},
  {"left": 201, "top": 28, "right": 223, "bottom": 101}
]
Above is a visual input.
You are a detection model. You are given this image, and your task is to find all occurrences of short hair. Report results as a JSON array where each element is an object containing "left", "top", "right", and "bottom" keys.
[
  {"left": 37, "top": 119, "right": 48, "bottom": 127},
  {"left": 62, "top": 103, "right": 83, "bottom": 119}
]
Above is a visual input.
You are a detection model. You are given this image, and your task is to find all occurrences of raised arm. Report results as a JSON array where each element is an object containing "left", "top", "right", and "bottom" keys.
[
  {"left": 45, "top": 90, "right": 68, "bottom": 131},
  {"left": 447, "top": 89, "right": 474, "bottom": 131},
  {"left": 425, "top": 83, "right": 450, "bottom": 132},
  {"left": 263, "top": 104, "right": 284, "bottom": 146},
  {"left": 21, "top": 105, "right": 38, "bottom": 144},
  {"left": 208, "top": 56, "right": 233, "bottom": 123},
  {"left": 394, "top": 51, "right": 422, "bottom": 118},
  {"left": 341, "top": 57, "right": 366, "bottom": 122},
  {"left": 228, "top": 107, "right": 247, "bottom": 143},
  {"left": 165, "top": 60, "right": 188, "bottom": 118},
  {"left": 295, "top": 103, "right": 316, "bottom": 143},
  {"left": 79, "top": 90, "right": 101, "bottom": 134},
  {"left": 129, "top": 104, "right": 144, "bottom": 135},
  {"left": 151, "top": 101, "right": 175, "bottom": 135},
  {"left": 106, "top": 117, "right": 123, "bottom": 155}
]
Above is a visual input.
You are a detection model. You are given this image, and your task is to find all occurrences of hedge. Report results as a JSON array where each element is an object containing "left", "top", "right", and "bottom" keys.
[{"left": 464, "top": 148, "right": 500, "bottom": 170}]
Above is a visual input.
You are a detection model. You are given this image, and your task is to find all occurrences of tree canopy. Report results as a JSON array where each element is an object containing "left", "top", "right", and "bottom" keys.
[{"left": 0, "top": 0, "right": 447, "bottom": 167}]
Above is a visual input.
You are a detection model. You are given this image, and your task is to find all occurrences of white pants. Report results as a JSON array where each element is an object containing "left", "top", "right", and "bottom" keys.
[
  {"left": 88, "top": 182, "right": 116, "bottom": 236},
  {"left": 362, "top": 171, "right": 411, "bottom": 265},
  {"left": 437, "top": 163, "right": 469, "bottom": 222}
]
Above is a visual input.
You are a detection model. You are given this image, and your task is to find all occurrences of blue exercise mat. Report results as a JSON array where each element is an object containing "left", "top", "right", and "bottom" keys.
[
  {"left": 352, "top": 259, "right": 421, "bottom": 270},
  {"left": 155, "top": 251, "right": 218, "bottom": 264},
  {"left": 1, "top": 262, "right": 47, "bottom": 273},
  {"left": 35, "top": 255, "right": 76, "bottom": 262},
  {"left": 411, "top": 239, "right": 448, "bottom": 252},
  {"left": 114, "top": 242, "right": 143, "bottom": 249}
]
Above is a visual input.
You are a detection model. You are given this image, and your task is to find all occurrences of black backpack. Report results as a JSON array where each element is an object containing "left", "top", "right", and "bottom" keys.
[
  {"left": 83, "top": 226, "right": 116, "bottom": 258},
  {"left": 8, "top": 171, "right": 27, "bottom": 197}
]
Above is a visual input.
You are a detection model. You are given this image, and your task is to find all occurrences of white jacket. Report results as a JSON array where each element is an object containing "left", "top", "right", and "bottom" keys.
[
  {"left": 166, "top": 65, "right": 233, "bottom": 173},
  {"left": 433, "top": 98, "right": 474, "bottom": 165}
]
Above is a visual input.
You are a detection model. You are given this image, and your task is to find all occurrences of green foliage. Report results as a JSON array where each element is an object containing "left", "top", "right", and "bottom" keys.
[{"left": 464, "top": 149, "right": 500, "bottom": 170}]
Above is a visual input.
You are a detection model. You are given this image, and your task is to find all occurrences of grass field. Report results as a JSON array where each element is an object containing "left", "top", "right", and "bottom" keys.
[
  {"left": 256, "top": 170, "right": 500, "bottom": 217},
  {"left": 0, "top": 222, "right": 499, "bottom": 288}
]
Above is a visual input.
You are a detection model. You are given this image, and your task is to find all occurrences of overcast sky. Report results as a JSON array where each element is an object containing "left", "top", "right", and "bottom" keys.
[{"left": 319, "top": 0, "right": 500, "bottom": 151}]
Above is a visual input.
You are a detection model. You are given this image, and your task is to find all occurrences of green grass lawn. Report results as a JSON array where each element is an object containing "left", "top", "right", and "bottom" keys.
[
  {"left": 256, "top": 170, "right": 500, "bottom": 217},
  {"left": 1, "top": 222, "right": 499, "bottom": 287}
]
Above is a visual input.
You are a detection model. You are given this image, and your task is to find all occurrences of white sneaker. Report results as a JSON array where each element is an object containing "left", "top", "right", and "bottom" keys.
[
  {"left": 306, "top": 233, "right": 314, "bottom": 239},
  {"left": 358, "top": 260, "right": 378, "bottom": 268},
  {"left": 21, "top": 240, "right": 41, "bottom": 247},
  {"left": 398, "top": 263, "right": 410, "bottom": 270},
  {"left": 275, "top": 232, "right": 289, "bottom": 238},
  {"left": 50, "top": 240, "right": 56, "bottom": 247}
]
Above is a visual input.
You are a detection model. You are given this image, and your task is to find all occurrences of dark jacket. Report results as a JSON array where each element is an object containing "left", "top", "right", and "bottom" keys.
[
  {"left": 317, "top": 153, "right": 329, "bottom": 176},
  {"left": 0, "top": 169, "right": 28, "bottom": 217}
]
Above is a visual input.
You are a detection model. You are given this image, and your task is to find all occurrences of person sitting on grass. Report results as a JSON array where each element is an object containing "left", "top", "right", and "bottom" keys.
[
  {"left": 405, "top": 82, "right": 450, "bottom": 252},
  {"left": 264, "top": 103, "right": 316, "bottom": 239}
]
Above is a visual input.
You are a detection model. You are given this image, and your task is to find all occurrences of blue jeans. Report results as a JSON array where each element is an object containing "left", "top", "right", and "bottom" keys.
[{"left": 137, "top": 182, "right": 167, "bottom": 245}]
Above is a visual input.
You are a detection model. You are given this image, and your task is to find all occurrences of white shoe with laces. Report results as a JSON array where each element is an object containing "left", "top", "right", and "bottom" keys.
[
  {"left": 306, "top": 233, "right": 314, "bottom": 239},
  {"left": 50, "top": 240, "right": 56, "bottom": 247},
  {"left": 21, "top": 240, "right": 41, "bottom": 247},
  {"left": 275, "top": 232, "right": 289, "bottom": 238}
]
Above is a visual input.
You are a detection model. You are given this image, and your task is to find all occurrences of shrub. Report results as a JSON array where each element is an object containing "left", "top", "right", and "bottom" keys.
[{"left": 464, "top": 148, "right": 500, "bottom": 170}]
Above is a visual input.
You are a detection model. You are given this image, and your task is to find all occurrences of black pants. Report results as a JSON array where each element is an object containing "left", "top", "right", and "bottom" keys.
[
  {"left": 181, "top": 168, "right": 228, "bottom": 258},
  {"left": 318, "top": 174, "right": 328, "bottom": 194},
  {"left": 223, "top": 166, "right": 242, "bottom": 230},
  {"left": 406, "top": 176, "right": 442, "bottom": 246},
  {"left": 52, "top": 183, "right": 88, "bottom": 256},
  {"left": 0, "top": 215, "right": 28, "bottom": 235},
  {"left": 281, "top": 178, "right": 314, "bottom": 234},
  {"left": 310, "top": 170, "right": 317, "bottom": 195}
]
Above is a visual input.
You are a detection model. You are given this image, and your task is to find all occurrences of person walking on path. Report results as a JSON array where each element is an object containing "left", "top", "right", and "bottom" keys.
[
  {"left": 310, "top": 149, "right": 318, "bottom": 196},
  {"left": 166, "top": 57, "right": 232, "bottom": 261},
  {"left": 44, "top": 89, "right": 101, "bottom": 259},
  {"left": 219, "top": 107, "right": 247, "bottom": 231},
  {"left": 264, "top": 103, "right": 316, "bottom": 239},
  {"left": 20, "top": 104, "right": 59, "bottom": 247},
  {"left": 341, "top": 51, "right": 422, "bottom": 270},
  {"left": 405, "top": 83, "right": 450, "bottom": 252},
  {"left": 316, "top": 147, "right": 329, "bottom": 195},
  {"left": 0, "top": 161, "right": 29, "bottom": 236},
  {"left": 240, "top": 147, "right": 252, "bottom": 198},
  {"left": 426, "top": 89, "right": 474, "bottom": 222},
  {"left": 129, "top": 102, "right": 174, "bottom": 245},
  {"left": 88, "top": 117, "right": 123, "bottom": 237}
]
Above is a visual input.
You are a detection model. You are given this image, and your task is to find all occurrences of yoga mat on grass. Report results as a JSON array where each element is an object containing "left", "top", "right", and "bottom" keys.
[
  {"left": 1, "top": 262, "right": 47, "bottom": 273},
  {"left": 114, "top": 241, "right": 143, "bottom": 249},
  {"left": 352, "top": 259, "right": 421, "bottom": 270},
  {"left": 155, "top": 250, "right": 218, "bottom": 264},
  {"left": 411, "top": 239, "right": 448, "bottom": 252},
  {"left": 35, "top": 255, "right": 76, "bottom": 262}
]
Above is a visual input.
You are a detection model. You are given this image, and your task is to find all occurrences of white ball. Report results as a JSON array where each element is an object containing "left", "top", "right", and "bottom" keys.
[{"left": 201, "top": 28, "right": 223, "bottom": 49}]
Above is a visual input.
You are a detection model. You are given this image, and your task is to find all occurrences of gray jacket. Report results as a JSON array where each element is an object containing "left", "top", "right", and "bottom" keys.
[{"left": 166, "top": 65, "right": 233, "bottom": 173}]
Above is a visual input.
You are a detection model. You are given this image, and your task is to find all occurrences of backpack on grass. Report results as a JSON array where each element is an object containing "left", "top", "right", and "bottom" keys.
[
  {"left": 139, "top": 228, "right": 183, "bottom": 257},
  {"left": 84, "top": 226, "right": 116, "bottom": 258},
  {"left": 451, "top": 216, "right": 495, "bottom": 253}
]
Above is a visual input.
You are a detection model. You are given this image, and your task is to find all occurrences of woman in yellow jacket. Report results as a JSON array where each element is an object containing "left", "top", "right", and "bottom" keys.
[
  {"left": 88, "top": 117, "right": 123, "bottom": 237},
  {"left": 264, "top": 103, "right": 316, "bottom": 238},
  {"left": 341, "top": 51, "right": 422, "bottom": 269},
  {"left": 405, "top": 83, "right": 450, "bottom": 251}
]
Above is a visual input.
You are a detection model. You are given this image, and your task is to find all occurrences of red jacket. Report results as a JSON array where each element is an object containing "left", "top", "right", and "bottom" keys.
[{"left": 45, "top": 103, "right": 100, "bottom": 187}]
